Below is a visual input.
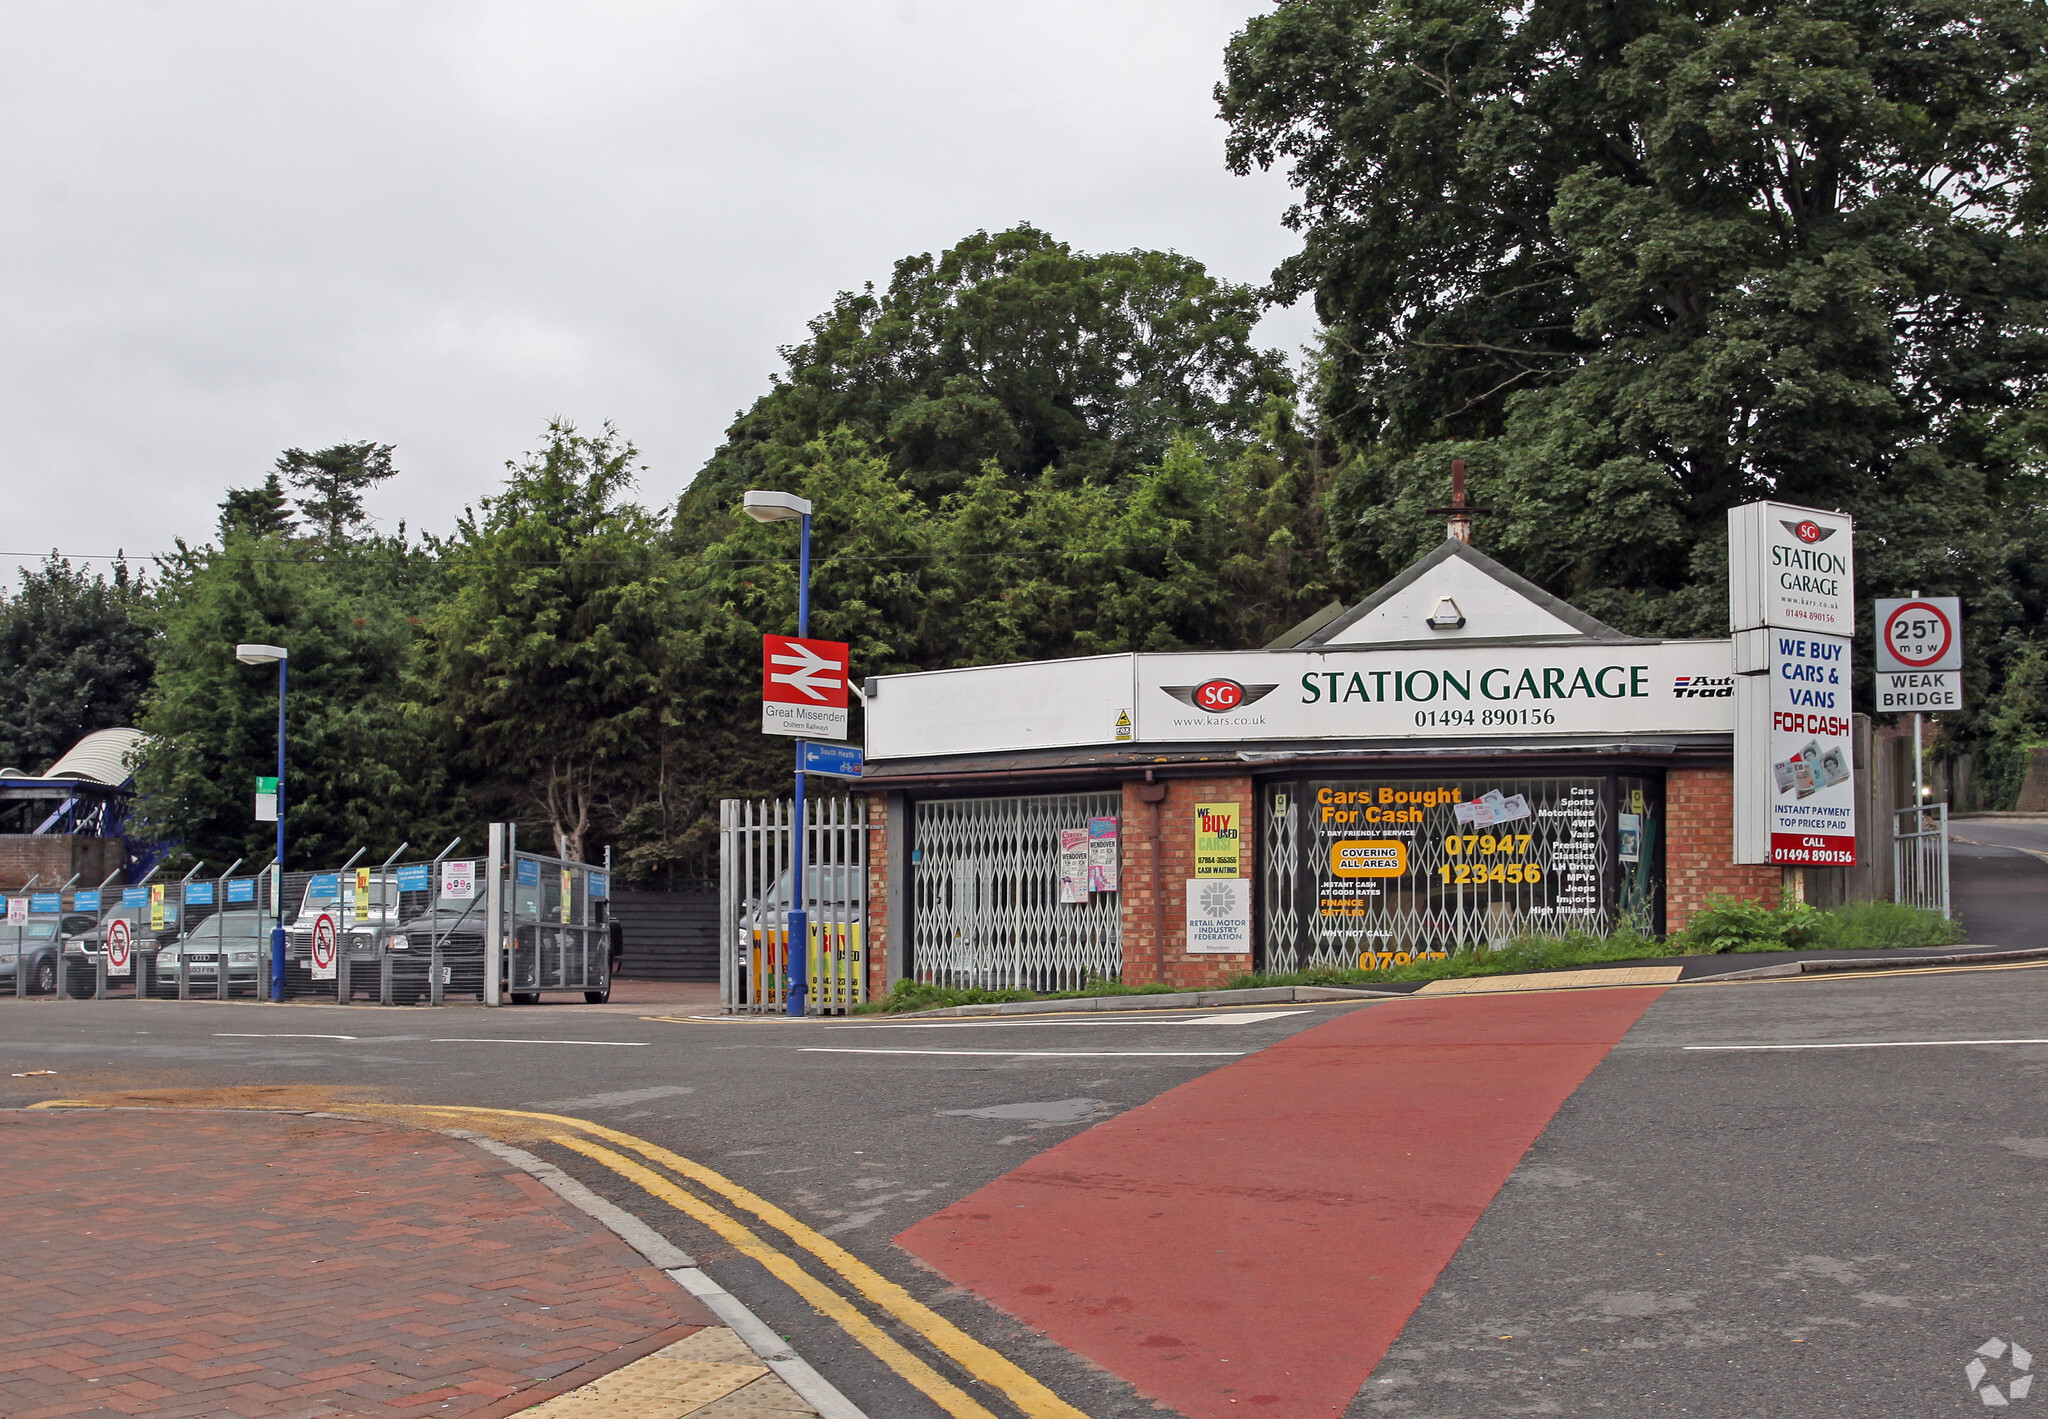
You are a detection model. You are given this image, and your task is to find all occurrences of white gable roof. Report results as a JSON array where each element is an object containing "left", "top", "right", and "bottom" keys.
[{"left": 1292, "top": 540, "right": 1638, "bottom": 649}]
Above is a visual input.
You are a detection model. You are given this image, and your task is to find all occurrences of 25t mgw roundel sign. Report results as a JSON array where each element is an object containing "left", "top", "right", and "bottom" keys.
[{"left": 1877, "top": 597, "right": 1961, "bottom": 672}]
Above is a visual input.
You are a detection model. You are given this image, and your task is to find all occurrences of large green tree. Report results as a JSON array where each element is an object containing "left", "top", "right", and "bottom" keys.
[
  {"left": 679, "top": 224, "right": 1295, "bottom": 523},
  {"left": 132, "top": 525, "right": 448, "bottom": 872},
  {"left": 0, "top": 556, "right": 155, "bottom": 774},
  {"left": 1220, "top": 0, "right": 2048, "bottom": 654},
  {"left": 422, "top": 422, "right": 676, "bottom": 864}
]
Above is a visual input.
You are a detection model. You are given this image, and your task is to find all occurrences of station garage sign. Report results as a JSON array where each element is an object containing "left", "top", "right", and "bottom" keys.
[{"left": 1133, "top": 642, "right": 1734, "bottom": 744}]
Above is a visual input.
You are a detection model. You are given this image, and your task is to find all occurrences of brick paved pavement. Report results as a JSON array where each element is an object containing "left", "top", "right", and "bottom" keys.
[{"left": 0, "top": 1109, "right": 717, "bottom": 1418}]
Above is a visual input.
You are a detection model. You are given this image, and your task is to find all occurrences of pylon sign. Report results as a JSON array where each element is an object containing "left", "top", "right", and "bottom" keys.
[
  {"left": 1730, "top": 501, "right": 1857, "bottom": 866},
  {"left": 762, "top": 635, "right": 850, "bottom": 741}
]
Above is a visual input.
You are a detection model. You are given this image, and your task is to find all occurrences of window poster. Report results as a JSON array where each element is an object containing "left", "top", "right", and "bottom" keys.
[
  {"left": 1267, "top": 776, "right": 1650, "bottom": 967},
  {"left": 1193, "top": 802, "right": 1243, "bottom": 878},
  {"left": 1086, "top": 816, "right": 1120, "bottom": 893},
  {"left": 1058, "top": 828, "right": 1091, "bottom": 904}
]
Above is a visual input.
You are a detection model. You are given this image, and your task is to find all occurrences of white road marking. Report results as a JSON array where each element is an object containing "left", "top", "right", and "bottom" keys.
[
  {"left": 430, "top": 1038, "right": 648, "bottom": 1046},
  {"left": 798, "top": 1040, "right": 1245, "bottom": 1048},
  {"left": 1685, "top": 1038, "right": 2048, "bottom": 1051},
  {"left": 214, "top": 1033, "right": 358, "bottom": 1041},
  {"left": 1173, "top": 1011, "right": 1309, "bottom": 1025}
]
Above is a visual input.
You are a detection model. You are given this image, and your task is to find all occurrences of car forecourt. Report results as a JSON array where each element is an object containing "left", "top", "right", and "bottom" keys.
[{"left": 845, "top": 506, "right": 1874, "bottom": 999}]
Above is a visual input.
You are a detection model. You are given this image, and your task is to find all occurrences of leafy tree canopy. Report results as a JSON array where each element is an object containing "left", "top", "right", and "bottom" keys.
[
  {"left": 219, "top": 472, "right": 297, "bottom": 540},
  {"left": 1220, "top": 0, "right": 2048, "bottom": 656},
  {"left": 422, "top": 421, "right": 675, "bottom": 864},
  {"left": 0, "top": 556, "right": 155, "bottom": 774},
  {"left": 278, "top": 442, "right": 399, "bottom": 542},
  {"left": 132, "top": 519, "right": 447, "bottom": 873},
  {"left": 679, "top": 224, "right": 1295, "bottom": 523}
]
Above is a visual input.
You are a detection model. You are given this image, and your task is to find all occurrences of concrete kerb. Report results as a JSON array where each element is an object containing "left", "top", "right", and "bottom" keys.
[
  {"left": 882, "top": 984, "right": 1401, "bottom": 1019},
  {"left": 881, "top": 948, "right": 2048, "bottom": 1016},
  {"left": 445, "top": 1129, "right": 869, "bottom": 1419},
  {"left": 1701, "top": 945, "right": 2048, "bottom": 981}
]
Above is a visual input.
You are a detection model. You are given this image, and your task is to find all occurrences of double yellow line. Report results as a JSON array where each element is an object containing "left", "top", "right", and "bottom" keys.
[{"left": 415, "top": 1106, "right": 1090, "bottom": 1419}]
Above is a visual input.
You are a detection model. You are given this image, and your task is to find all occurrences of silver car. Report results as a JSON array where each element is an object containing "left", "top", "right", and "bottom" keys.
[{"left": 157, "top": 911, "right": 269, "bottom": 986}]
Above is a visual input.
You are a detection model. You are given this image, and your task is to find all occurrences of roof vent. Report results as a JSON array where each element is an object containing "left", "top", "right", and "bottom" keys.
[{"left": 1427, "top": 596, "right": 1466, "bottom": 631}]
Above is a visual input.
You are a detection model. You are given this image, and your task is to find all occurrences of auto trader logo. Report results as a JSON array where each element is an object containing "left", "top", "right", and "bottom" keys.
[
  {"left": 1160, "top": 679, "right": 1279, "bottom": 713},
  {"left": 1673, "top": 674, "right": 1733, "bottom": 699}
]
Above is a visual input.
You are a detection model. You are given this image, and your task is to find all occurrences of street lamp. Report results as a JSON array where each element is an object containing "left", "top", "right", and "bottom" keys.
[
  {"left": 743, "top": 489, "right": 814, "bottom": 1018},
  {"left": 236, "top": 643, "right": 288, "bottom": 1003}
]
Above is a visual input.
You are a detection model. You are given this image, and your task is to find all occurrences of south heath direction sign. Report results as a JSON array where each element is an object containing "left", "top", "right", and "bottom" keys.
[{"left": 762, "top": 635, "right": 850, "bottom": 741}]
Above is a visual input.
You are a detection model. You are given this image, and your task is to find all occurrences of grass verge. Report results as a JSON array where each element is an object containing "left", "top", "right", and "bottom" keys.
[{"left": 850, "top": 900, "right": 1966, "bottom": 1009}]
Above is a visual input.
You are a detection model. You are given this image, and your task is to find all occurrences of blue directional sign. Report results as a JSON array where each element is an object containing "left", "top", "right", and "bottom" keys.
[
  {"left": 185, "top": 882, "right": 216, "bottom": 906},
  {"left": 72, "top": 890, "right": 100, "bottom": 913},
  {"left": 800, "top": 742, "right": 865, "bottom": 779},
  {"left": 396, "top": 863, "right": 432, "bottom": 893},
  {"left": 226, "top": 878, "right": 257, "bottom": 904},
  {"left": 122, "top": 887, "right": 148, "bottom": 908},
  {"left": 29, "top": 893, "right": 61, "bottom": 914}
]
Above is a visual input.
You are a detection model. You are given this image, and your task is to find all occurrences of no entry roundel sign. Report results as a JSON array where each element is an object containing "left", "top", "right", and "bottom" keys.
[
  {"left": 310, "top": 912, "right": 339, "bottom": 980},
  {"left": 106, "top": 918, "right": 131, "bottom": 973}
]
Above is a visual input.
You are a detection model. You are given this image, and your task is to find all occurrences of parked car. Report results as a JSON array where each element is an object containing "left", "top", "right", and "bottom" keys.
[
  {"left": 64, "top": 906, "right": 184, "bottom": 991},
  {"left": 740, "top": 864, "right": 863, "bottom": 1008},
  {"left": 375, "top": 883, "right": 612, "bottom": 1005},
  {"left": 155, "top": 910, "right": 269, "bottom": 990},
  {"left": 0, "top": 918, "right": 81, "bottom": 994},
  {"left": 285, "top": 874, "right": 404, "bottom": 965}
]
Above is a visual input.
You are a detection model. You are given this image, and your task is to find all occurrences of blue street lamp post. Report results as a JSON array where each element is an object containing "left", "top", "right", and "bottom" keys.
[
  {"left": 743, "top": 490, "right": 814, "bottom": 1017},
  {"left": 237, "top": 643, "right": 288, "bottom": 1002}
]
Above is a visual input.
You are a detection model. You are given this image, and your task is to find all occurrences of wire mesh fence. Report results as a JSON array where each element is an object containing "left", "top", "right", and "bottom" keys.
[{"left": 15, "top": 831, "right": 612, "bottom": 1006}]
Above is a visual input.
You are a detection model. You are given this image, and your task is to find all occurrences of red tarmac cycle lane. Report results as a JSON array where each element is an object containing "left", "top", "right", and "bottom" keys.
[{"left": 898, "top": 988, "right": 1666, "bottom": 1418}]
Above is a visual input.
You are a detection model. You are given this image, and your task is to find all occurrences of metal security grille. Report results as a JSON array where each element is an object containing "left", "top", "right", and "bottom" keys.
[
  {"left": 1262, "top": 777, "right": 1615, "bottom": 973},
  {"left": 911, "top": 792, "right": 1122, "bottom": 992},
  {"left": 719, "top": 797, "right": 868, "bottom": 1015}
]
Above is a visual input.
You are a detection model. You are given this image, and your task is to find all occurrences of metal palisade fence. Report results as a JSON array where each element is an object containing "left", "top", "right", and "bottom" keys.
[
  {"left": 26, "top": 828, "right": 612, "bottom": 1006},
  {"left": 720, "top": 796, "right": 868, "bottom": 1014}
]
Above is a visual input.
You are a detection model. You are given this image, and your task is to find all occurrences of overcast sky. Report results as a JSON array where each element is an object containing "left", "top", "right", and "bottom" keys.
[{"left": 0, "top": 1, "right": 1311, "bottom": 577}]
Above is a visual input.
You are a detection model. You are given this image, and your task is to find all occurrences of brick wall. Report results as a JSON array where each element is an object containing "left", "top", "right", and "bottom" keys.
[
  {"left": 1119, "top": 775, "right": 1255, "bottom": 990},
  {"left": 1665, "top": 767, "right": 1780, "bottom": 931},
  {"left": 0, "top": 835, "right": 123, "bottom": 893}
]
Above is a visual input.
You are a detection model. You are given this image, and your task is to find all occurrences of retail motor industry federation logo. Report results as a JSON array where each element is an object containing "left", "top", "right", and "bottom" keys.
[
  {"left": 1966, "top": 1336, "right": 2033, "bottom": 1406},
  {"left": 1198, "top": 880, "right": 1237, "bottom": 917}
]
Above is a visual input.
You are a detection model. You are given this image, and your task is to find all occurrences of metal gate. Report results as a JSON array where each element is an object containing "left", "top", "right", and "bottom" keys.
[
  {"left": 489, "top": 825, "right": 613, "bottom": 1005},
  {"left": 719, "top": 796, "right": 868, "bottom": 1014},
  {"left": 911, "top": 792, "right": 1121, "bottom": 993},
  {"left": 1894, "top": 802, "right": 1951, "bottom": 917}
]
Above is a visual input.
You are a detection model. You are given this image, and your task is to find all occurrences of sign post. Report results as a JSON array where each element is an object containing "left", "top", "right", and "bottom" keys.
[
  {"left": 1874, "top": 595, "right": 1964, "bottom": 811},
  {"left": 1729, "top": 502, "right": 1857, "bottom": 869}
]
